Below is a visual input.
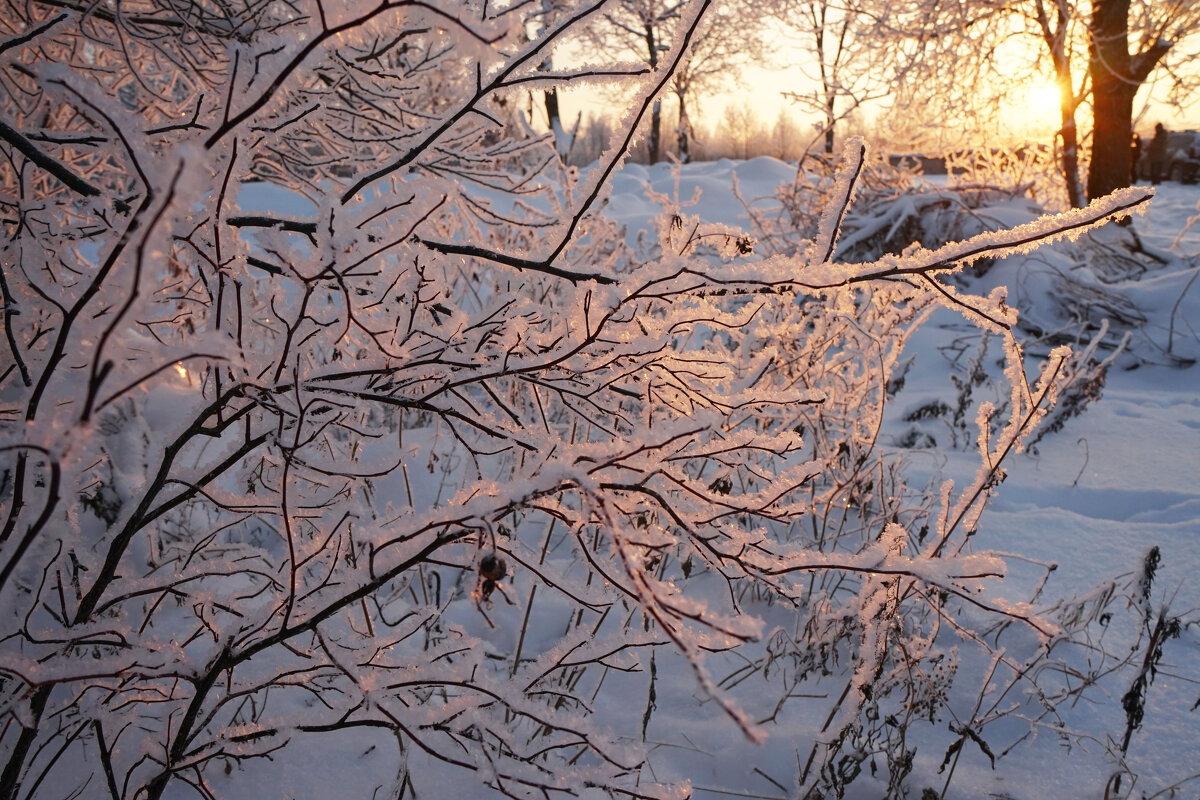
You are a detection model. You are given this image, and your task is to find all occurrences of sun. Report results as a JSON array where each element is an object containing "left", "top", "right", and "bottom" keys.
[
  {"left": 998, "top": 81, "right": 1064, "bottom": 137},
  {"left": 1027, "top": 83, "right": 1063, "bottom": 120}
]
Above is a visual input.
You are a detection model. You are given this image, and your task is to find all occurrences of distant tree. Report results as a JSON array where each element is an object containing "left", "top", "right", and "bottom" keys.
[
  {"left": 584, "top": 0, "right": 690, "bottom": 163},
  {"left": 572, "top": 112, "right": 616, "bottom": 164},
  {"left": 1028, "top": 0, "right": 1088, "bottom": 207},
  {"left": 532, "top": 0, "right": 581, "bottom": 159},
  {"left": 772, "top": 107, "right": 804, "bottom": 160},
  {"left": 721, "top": 100, "right": 763, "bottom": 157},
  {"left": 669, "top": 1, "right": 759, "bottom": 162},
  {"left": 942, "top": 0, "right": 1090, "bottom": 206},
  {"left": 779, "top": 0, "right": 853, "bottom": 154},
  {"left": 770, "top": 0, "right": 915, "bottom": 157}
]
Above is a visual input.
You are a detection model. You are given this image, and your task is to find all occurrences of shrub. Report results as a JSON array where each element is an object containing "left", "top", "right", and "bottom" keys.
[{"left": 0, "top": 3, "right": 1159, "bottom": 799}]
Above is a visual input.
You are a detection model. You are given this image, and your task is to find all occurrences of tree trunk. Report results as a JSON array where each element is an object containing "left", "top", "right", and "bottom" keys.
[
  {"left": 1058, "top": 108, "right": 1085, "bottom": 208},
  {"left": 1087, "top": 76, "right": 1136, "bottom": 200},
  {"left": 1087, "top": 0, "right": 1134, "bottom": 200},
  {"left": 676, "top": 89, "right": 692, "bottom": 163},
  {"left": 1037, "top": 0, "right": 1085, "bottom": 207},
  {"left": 824, "top": 92, "right": 836, "bottom": 154},
  {"left": 545, "top": 88, "right": 560, "bottom": 130},
  {"left": 1086, "top": 0, "right": 1150, "bottom": 201},
  {"left": 537, "top": 1, "right": 568, "bottom": 162},
  {"left": 650, "top": 98, "right": 662, "bottom": 164},
  {"left": 645, "top": 23, "right": 661, "bottom": 164},
  {"left": 813, "top": 3, "right": 835, "bottom": 155},
  {"left": 544, "top": 87, "right": 572, "bottom": 160}
]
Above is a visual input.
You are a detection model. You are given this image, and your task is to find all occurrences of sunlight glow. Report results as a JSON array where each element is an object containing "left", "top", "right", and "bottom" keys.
[
  {"left": 1006, "top": 82, "right": 1063, "bottom": 137},
  {"left": 1027, "top": 83, "right": 1062, "bottom": 121}
]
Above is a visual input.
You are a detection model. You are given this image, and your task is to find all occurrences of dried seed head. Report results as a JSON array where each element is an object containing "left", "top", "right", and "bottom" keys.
[{"left": 479, "top": 553, "right": 507, "bottom": 582}]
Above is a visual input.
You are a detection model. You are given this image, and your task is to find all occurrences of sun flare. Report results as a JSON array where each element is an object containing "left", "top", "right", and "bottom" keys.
[
  {"left": 997, "top": 81, "right": 1064, "bottom": 137},
  {"left": 1019, "top": 82, "right": 1063, "bottom": 130}
]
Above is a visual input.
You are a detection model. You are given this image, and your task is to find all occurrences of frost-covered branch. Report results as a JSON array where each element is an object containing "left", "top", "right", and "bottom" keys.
[{"left": 0, "top": 2, "right": 1157, "bottom": 799}]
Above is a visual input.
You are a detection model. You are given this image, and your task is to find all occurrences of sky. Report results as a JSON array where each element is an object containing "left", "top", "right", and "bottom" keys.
[
  {"left": 550, "top": 16, "right": 1200, "bottom": 155},
  {"left": 588, "top": 64, "right": 1200, "bottom": 142}
]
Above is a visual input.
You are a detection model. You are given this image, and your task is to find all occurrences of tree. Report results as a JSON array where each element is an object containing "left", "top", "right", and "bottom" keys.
[
  {"left": 880, "top": 0, "right": 1200, "bottom": 204},
  {"left": 778, "top": 0, "right": 855, "bottom": 155},
  {"left": 668, "top": 1, "right": 759, "bottom": 162},
  {"left": 1087, "top": 0, "right": 1200, "bottom": 199},
  {"left": 951, "top": 0, "right": 1094, "bottom": 206},
  {"left": 0, "top": 1, "right": 1159, "bottom": 799},
  {"left": 1029, "top": 0, "right": 1089, "bottom": 207},
  {"left": 584, "top": 0, "right": 691, "bottom": 163},
  {"left": 772, "top": 107, "right": 804, "bottom": 160},
  {"left": 721, "top": 100, "right": 764, "bottom": 157},
  {"left": 532, "top": 0, "right": 581, "bottom": 159},
  {"left": 771, "top": 0, "right": 919, "bottom": 158}
]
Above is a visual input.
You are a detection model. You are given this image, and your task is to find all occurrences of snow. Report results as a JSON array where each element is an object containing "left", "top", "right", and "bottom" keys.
[
  {"left": 221, "top": 160, "right": 1200, "bottom": 800},
  {"left": 8, "top": 146, "right": 1200, "bottom": 800},
  {"left": 579, "top": 160, "right": 1200, "bottom": 799}
]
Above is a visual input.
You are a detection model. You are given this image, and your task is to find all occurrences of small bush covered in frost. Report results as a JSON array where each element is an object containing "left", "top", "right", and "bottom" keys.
[{"left": 0, "top": 2, "right": 1165, "bottom": 800}]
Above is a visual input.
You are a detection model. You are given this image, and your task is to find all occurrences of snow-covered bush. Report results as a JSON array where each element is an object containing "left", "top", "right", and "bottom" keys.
[
  {"left": 0, "top": 3, "right": 1158, "bottom": 799},
  {"left": 752, "top": 152, "right": 1183, "bottom": 462},
  {"left": 945, "top": 144, "right": 1067, "bottom": 212}
]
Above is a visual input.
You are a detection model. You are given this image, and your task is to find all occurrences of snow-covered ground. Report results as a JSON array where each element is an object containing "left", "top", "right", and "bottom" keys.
[
  {"left": 599, "top": 159, "right": 1200, "bottom": 799},
  {"left": 139, "top": 159, "right": 1200, "bottom": 800},
  {"left": 973, "top": 181, "right": 1200, "bottom": 799}
]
